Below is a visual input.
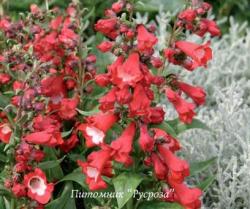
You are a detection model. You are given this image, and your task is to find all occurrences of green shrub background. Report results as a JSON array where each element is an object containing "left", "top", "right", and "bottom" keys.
[{"left": 1, "top": 0, "right": 250, "bottom": 30}]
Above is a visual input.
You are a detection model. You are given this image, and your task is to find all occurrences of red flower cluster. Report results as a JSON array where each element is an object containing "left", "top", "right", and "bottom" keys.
[
  {"left": 0, "top": 3, "right": 93, "bottom": 208},
  {"left": 0, "top": 122, "right": 12, "bottom": 143},
  {"left": 0, "top": 1, "right": 220, "bottom": 208},
  {"left": 4, "top": 142, "right": 53, "bottom": 208},
  {"left": 164, "top": 3, "right": 220, "bottom": 72},
  {"left": 177, "top": 2, "right": 221, "bottom": 37},
  {"left": 84, "top": 1, "right": 220, "bottom": 208}
]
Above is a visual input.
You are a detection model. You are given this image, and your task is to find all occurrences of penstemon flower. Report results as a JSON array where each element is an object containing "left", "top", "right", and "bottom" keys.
[
  {"left": 0, "top": 0, "right": 220, "bottom": 208},
  {"left": 89, "top": 0, "right": 220, "bottom": 208},
  {"left": 24, "top": 168, "right": 54, "bottom": 204}
]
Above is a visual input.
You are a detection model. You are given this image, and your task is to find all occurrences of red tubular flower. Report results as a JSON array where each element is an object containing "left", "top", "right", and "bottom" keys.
[
  {"left": 178, "top": 9, "right": 197, "bottom": 22},
  {"left": 41, "top": 75, "right": 66, "bottom": 99},
  {"left": 13, "top": 81, "right": 24, "bottom": 91},
  {"left": 59, "top": 28, "right": 79, "bottom": 48},
  {"left": 116, "top": 53, "right": 143, "bottom": 87},
  {"left": 199, "top": 19, "right": 221, "bottom": 37},
  {"left": 86, "top": 54, "right": 97, "bottom": 63},
  {"left": 178, "top": 82, "right": 206, "bottom": 105},
  {"left": 33, "top": 115, "right": 60, "bottom": 132},
  {"left": 31, "top": 150, "right": 45, "bottom": 162},
  {"left": 111, "top": 122, "right": 136, "bottom": 166},
  {"left": 140, "top": 63, "right": 163, "bottom": 86},
  {"left": 12, "top": 183, "right": 27, "bottom": 197},
  {"left": 0, "top": 123, "right": 12, "bottom": 143},
  {"left": 168, "top": 180, "right": 202, "bottom": 209},
  {"left": 164, "top": 48, "right": 180, "bottom": 65},
  {"left": 95, "top": 18, "right": 118, "bottom": 39},
  {"left": 129, "top": 84, "right": 151, "bottom": 116},
  {"left": 152, "top": 128, "right": 181, "bottom": 153},
  {"left": 60, "top": 134, "right": 79, "bottom": 153},
  {"left": 50, "top": 16, "right": 63, "bottom": 30},
  {"left": 0, "top": 19, "right": 10, "bottom": 31},
  {"left": 0, "top": 73, "right": 11, "bottom": 84},
  {"left": 24, "top": 168, "right": 54, "bottom": 204},
  {"left": 162, "top": 185, "right": 175, "bottom": 202},
  {"left": 78, "top": 124, "right": 105, "bottom": 147},
  {"left": 78, "top": 112, "right": 118, "bottom": 147},
  {"left": 30, "top": 4, "right": 41, "bottom": 15},
  {"left": 165, "top": 88, "right": 196, "bottom": 124},
  {"left": 111, "top": 2, "right": 124, "bottom": 13},
  {"left": 10, "top": 96, "right": 19, "bottom": 107},
  {"left": 24, "top": 131, "right": 64, "bottom": 147},
  {"left": 97, "top": 41, "right": 114, "bottom": 53},
  {"left": 151, "top": 153, "right": 168, "bottom": 180},
  {"left": 115, "top": 86, "right": 132, "bottom": 104},
  {"left": 108, "top": 56, "right": 124, "bottom": 83},
  {"left": 99, "top": 87, "right": 117, "bottom": 112},
  {"left": 150, "top": 57, "right": 163, "bottom": 68},
  {"left": 142, "top": 107, "right": 165, "bottom": 124},
  {"left": 95, "top": 74, "right": 111, "bottom": 87},
  {"left": 175, "top": 41, "right": 212, "bottom": 69},
  {"left": 158, "top": 145, "right": 190, "bottom": 183},
  {"left": 139, "top": 124, "right": 154, "bottom": 152},
  {"left": 86, "top": 111, "right": 118, "bottom": 133},
  {"left": 78, "top": 149, "right": 112, "bottom": 190},
  {"left": 137, "top": 25, "right": 158, "bottom": 54},
  {"left": 201, "top": 2, "right": 212, "bottom": 11},
  {"left": 58, "top": 98, "right": 79, "bottom": 120}
]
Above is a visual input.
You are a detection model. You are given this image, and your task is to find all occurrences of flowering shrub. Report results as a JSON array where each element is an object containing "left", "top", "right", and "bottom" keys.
[
  {"left": 0, "top": 1, "right": 220, "bottom": 209},
  {"left": 166, "top": 19, "right": 250, "bottom": 209}
]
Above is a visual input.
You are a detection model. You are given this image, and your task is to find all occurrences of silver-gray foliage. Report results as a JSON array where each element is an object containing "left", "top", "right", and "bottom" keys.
[{"left": 179, "top": 19, "right": 250, "bottom": 209}]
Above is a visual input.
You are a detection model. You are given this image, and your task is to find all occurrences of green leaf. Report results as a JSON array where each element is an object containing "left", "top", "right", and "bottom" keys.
[
  {"left": 0, "top": 196, "right": 6, "bottom": 209},
  {"left": 0, "top": 197, "right": 10, "bottom": 209},
  {"left": 138, "top": 201, "right": 183, "bottom": 209},
  {"left": 38, "top": 156, "right": 65, "bottom": 170},
  {"left": 76, "top": 106, "right": 99, "bottom": 116},
  {"left": 151, "top": 121, "right": 177, "bottom": 137},
  {"left": 93, "top": 33, "right": 114, "bottom": 73},
  {"left": 197, "top": 175, "right": 216, "bottom": 191},
  {"left": 190, "top": 157, "right": 217, "bottom": 176},
  {"left": 5, "top": 0, "right": 40, "bottom": 12},
  {"left": 135, "top": 0, "right": 185, "bottom": 12},
  {"left": 45, "top": 182, "right": 76, "bottom": 209},
  {"left": 0, "top": 185, "right": 12, "bottom": 198},
  {"left": 43, "top": 148, "right": 64, "bottom": 181},
  {"left": 0, "top": 154, "right": 7, "bottom": 162},
  {"left": 0, "top": 93, "right": 10, "bottom": 109},
  {"left": 62, "top": 128, "right": 73, "bottom": 138},
  {"left": 113, "top": 173, "right": 142, "bottom": 209},
  {"left": 167, "top": 118, "right": 211, "bottom": 135},
  {"left": 57, "top": 168, "right": 87, "bottom": 189},
  {"left": 82, "top": 7, "right": 95, "bottom": 22}
]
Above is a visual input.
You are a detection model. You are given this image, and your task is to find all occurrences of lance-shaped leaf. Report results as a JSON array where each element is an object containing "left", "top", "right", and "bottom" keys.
[
  {"left": 167, "top": 118, "right": 211, "bottom": 135},
  {"left": 38, "top": 156, "right": 65, "bottom": 170},
  {"left": 197, "top": 175, "right": 216, "bottom": 191},
  {"left": 57, "top": 168, "right": 87, "bottom": 189},
  {"left": 45, "top": 182, "right": 76, "bottom": 209},
  {"left": 113, "top": 173, "right": 142, "bottom": 209},
  {"left": 151, "top": 121, "right": 177, "bottom": 137},
  {"left": 190, "top": 157, "right": 217, "bottom": 176}
]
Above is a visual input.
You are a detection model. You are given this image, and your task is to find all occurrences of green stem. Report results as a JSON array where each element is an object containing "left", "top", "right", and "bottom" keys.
[
  {"left": 10, "top": 198, "right": 15, "bottom": 209},
  {"left": 75, "top": 4, "right": 87, "bottom": 109},
  {"left": 0, "top": 3, "right": 4, "bottom": 16},
  {"left": 45, "top": 0, "right": 49, "bottom": 11},
  {"left": 126, "top": 198, "right": 133, "bottom": 209}
]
